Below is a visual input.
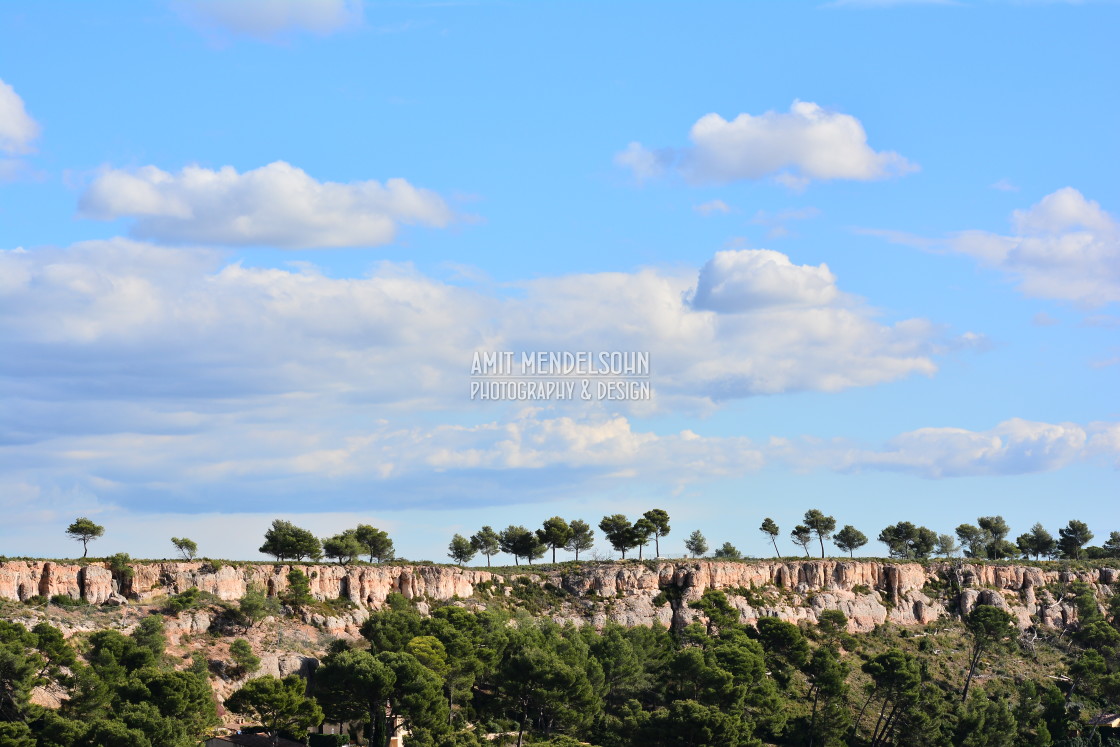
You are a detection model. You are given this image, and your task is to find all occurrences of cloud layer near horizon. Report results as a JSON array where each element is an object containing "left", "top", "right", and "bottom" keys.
[{"left": 0, "top": 238, "right": 964, "bottom": 511}]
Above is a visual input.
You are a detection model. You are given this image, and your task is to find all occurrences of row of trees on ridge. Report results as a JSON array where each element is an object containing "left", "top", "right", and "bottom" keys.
[{"left": 62, "top": 511, "right": 1119, "bottom": 567}]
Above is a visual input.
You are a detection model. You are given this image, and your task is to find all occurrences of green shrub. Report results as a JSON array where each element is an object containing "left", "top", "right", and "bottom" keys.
[
  {"left": 106, "top": 552, "right": 134, "bottom": 583},
  {"left": 200, "top": 558, "right": 224, "bottom": 573},
  {"left": 320, "top": 597, "right": 358, "bottom": 614},
  {"left": 239, "top": 586, "right": 282, "bottom": 628},
  {"left": 228, "top": 638, "right": 261, "bottom": 676},
  {"left": 49, "top": 594, "right": 87, "bottom": 607},
  {"left": 280, "top": 569, "right": 314, "bottom": 608},
  {"left": 166, "top": 587, "right": 217, "bottom": 614},
  {"left": 22, "top": 595, "right": 48, "bottom": 606},
  {"left": 384, "top": 591, "right": 414, "bottom": 611}
]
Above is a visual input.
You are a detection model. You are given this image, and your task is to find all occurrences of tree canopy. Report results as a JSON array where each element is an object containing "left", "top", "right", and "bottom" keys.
[
  {"left": 170, "top": 537, "right": 197, "bottom": 561},
  {"left": 470, "top": 526, "right": 501, "bottom": 567},
  {"left": 259, "top": 520, "right": 322, "bottom": 562},
  {"left": 355, "top": 524, "right": 395, "bottom": 563},
  {"left": 225, "top": 674, "right": 323, "bottom": 742},
  {"left": 65, "top": 517, "right": 104, "bottom": 559}
]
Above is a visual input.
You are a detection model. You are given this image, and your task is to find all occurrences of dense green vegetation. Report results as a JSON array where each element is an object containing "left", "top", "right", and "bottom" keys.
[
  {"left": 0, "top": 615, "right": 218, "bottom": 746},
  {"left": 211, "top": 587, "right": 1120, "bottom": 746}
]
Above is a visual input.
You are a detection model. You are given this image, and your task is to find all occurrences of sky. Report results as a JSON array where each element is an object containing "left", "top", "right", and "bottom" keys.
[{"left": 0, "top": 0, "right": 1117, "bottom": 563}]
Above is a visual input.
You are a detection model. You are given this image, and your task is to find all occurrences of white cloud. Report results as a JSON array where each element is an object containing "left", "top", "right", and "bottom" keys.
[
  {"left": 614, "top": 142, "right": 665, "bottom": 183},
  {"left": 688, "top": 249, "right": 838, "bottom": 312},
  {"left": 774, "top": 418, "right": 1120, "bottom": 478},
  {"left": 618, "top": 101, "right": 916, "bottom": 186},
  {"left": 0, "top": 240, "right": 939, "bottom": 408},
  {"left": 78, "top": 161, "right": 455, "bottom": 248},
  {"left": 174, "top": 0, "right": 363, "bottom": 39},
  {"left": 0, "top": 78, "right": 40, "bottom": 180},
  {"left": 990, "top": 178, "right": 1019, "bottom": 192},
  {"left": 0, "top": 78, "right": 39, "bottom": 155},
  {"left": 950, "top": 188, "right": 1120, "bottom": 305},
  {"left": 0, "top": 239, "right": 951, "bottom": 514}
]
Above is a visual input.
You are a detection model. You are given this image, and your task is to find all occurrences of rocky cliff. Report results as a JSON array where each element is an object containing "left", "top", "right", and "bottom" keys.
[{"left": 1, "top": 558, "right": 1115, "bottom": 633}]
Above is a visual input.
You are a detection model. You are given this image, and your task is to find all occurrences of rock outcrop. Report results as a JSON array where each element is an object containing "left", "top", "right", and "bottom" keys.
[{"left": 1, "top": 559, "right": 1113, "bottom": 633}]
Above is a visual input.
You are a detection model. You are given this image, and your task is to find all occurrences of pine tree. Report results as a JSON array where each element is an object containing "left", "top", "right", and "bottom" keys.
[{"left": 684, "top": 529, "right": 708, "bottom": 557}]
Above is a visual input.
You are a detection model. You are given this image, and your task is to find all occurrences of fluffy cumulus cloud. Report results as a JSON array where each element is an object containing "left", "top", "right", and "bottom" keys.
[
  {"left": 78, "top": 161, "right": 455, "bottom": 248},
  {"left": 951, "top": 188, "right": 1120, "bottom": 306},
  {"left": 776, "top": 418, "right": 1120, "bottom": 478},
  {"left": 174, "top": 0, "right": 363, "bottom": 39},
  {"left": 688, "top": 249, "right": 838, "bottom": 312},
  {"left": 0, "top": 239, "right": 952, "bottom": 513},
  {"left": 0, "top": 78, "right": 40, "bottom": 180},
  {"left": 0, "top": 78, "right": 38, "bottom": 154},
  {"left": 617, "top": 101, "right": 916, "bottom": 186}
]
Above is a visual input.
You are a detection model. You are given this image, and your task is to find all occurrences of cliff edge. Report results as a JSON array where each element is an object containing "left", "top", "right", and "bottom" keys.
[{"left": 2, "top": 558, "right": 1115, "bottom": 633}]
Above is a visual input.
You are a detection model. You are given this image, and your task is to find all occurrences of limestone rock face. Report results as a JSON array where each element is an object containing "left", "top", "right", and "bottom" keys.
[
  {"left": 81, "top": 566, "right": 115, "bottom": 605},
  {"left": 1, "top": 558, "right": 1114, "bottom": 632},
  {"left": 0, "top": 561, "right": 46, "bottom": 601},
  {"left": 257, "top": 652, "right": 319, "bottom": 680},
  {"left": 42, "top": 563, "right": 84, "bottom": 600},
  {"left": 165, "top": 611, "right": 212, "bottom": 645}
]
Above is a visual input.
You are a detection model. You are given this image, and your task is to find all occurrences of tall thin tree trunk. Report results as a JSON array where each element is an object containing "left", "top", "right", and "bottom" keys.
[
  {"left": 855, "top": 688, "right": 878, "bottom": 734},
  {"left": 962, "top": 646, "right": 983, "bottom": 702},
  {"left": 874, "top": 703, "right": 900, "bottom": 747},
  {"left": 808, "top": 684, "right": 821, "bottom": 747},
  {"left": 871, "top": 700, "right": 890, "bottom": 746},
  {"left": 771, "top": 538, "right": 780, "bottom": 557},
  {"left": 819, "top": 536, "right": 825, "bottom": 558}
]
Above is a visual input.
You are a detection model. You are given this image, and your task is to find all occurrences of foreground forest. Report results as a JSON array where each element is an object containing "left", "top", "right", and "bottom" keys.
[{"left": 1, "top": 556, "right": 1119, "bottom": 746}]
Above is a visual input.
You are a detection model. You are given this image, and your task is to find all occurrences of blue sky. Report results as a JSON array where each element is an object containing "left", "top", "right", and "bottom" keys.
[{"left": 0, "top": 0, "right": 1117, "bottom": 563}]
